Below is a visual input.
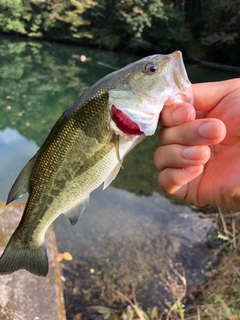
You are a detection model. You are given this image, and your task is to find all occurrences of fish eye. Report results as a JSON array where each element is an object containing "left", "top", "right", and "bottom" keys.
[{"left": 145, "top": 63, "right": 159, "bottom": 74}]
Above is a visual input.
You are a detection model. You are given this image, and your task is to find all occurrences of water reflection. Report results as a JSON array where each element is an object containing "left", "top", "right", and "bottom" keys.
[
  {"left": 0, "top": 35, "right": 137, "bottom": 146},
  {"left": 0, "top": 128, "right": 37, "bottom": 201}
]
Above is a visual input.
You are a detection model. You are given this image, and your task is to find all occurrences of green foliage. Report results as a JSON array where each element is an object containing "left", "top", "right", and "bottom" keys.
[
  {"left": 0, "top": 0, "right": 65, "bottom": 38},
  {"left": 119, "top": 0, "right": 165, "bottom": 40},
  {"left": 0, "top": 0, "right": 239, "bottom": 63},
  {"left": 0, "top": 0, "right": 191, "bottom": 53},
  {"left": 200, "top": 0, "right": 240, "bottom": 46},
  {"left": 189, "top": 0, "right": 240, "bottom": 63},
  {"left": 55, "top": 0, "right": 97, "bottom": 39},
  {"left": 0, "top": 0, "right": 27, "bottom": 34},
  {"left": 147, "top": 3, "right": 192, "bottom": 53}
]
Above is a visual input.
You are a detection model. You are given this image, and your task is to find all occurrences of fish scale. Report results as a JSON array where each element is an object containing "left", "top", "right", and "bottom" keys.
[
  {"left": 17, "top": 93, "right": 113, "bottom": 242},
  {"left": 0, "top": 51, "right": 192, "bottom": 276}
]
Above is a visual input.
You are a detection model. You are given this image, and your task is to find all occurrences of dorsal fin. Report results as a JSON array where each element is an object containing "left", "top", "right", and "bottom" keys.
[{"left": 6, "top": 154, "right": 38, "bottom": 204}]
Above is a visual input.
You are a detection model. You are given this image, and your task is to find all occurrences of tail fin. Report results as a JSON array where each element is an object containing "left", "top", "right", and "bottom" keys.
[{"left": 0, "top": 234, "right": 49, "bottom": 277}]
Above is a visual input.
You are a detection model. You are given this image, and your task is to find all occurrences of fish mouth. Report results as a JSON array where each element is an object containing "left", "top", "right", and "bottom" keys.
[
  {"left": 170, "top": 51, "right": 193, "bottom": 105},
  {"left": 111, "top": 105, "right": 144, "bottom": 135}
]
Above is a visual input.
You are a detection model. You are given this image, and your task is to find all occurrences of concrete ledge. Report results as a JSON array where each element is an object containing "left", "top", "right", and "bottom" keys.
[{"left": 0, "top": 202, "right": 66, "bottom": 320}]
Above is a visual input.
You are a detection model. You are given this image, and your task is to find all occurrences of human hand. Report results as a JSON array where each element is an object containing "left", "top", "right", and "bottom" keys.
[{"left": 154, "top": 79, "right": 240, "bottom": 211}]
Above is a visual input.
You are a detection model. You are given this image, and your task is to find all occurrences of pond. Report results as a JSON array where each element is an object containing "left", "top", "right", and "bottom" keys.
[{"left": 0, "top": 35, "right": 239, "bottom": 319}]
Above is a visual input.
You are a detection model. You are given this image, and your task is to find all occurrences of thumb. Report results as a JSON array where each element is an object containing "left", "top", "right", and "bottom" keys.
[{"left": 193, "top": 79, "right": 240, "bottom": 111}]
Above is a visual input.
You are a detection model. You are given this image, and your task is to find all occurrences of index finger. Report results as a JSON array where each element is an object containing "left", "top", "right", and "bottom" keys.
[{"left": 160, "top": 102, "right": 196, "bottom": 127}]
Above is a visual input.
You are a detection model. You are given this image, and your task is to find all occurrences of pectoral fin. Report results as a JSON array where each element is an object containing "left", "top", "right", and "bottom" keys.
[
  {"left": 6, "top": 153, "right": 38, "bottom": 205},
  {"left": 103, "top": 162, "right": 122, "bottom": 190},
  {"left": 64, "top": 195, "right": 90, "bottom": 225}
]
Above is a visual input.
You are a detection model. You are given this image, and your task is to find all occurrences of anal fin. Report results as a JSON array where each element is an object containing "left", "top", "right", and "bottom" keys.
[{"left": 64, "top": 195, "right": 90, "bottom": 225}]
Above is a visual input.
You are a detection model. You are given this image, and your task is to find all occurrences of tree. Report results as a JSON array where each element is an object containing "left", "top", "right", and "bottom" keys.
[
  {"left": 0, "top": 0, "right": 28, "bottom": 34},
  {"left": 55, "top": 0, "right": 97, "bottom": 40},
  {"left": 199, "top": 0, "right": 240, "bottom": 63}
]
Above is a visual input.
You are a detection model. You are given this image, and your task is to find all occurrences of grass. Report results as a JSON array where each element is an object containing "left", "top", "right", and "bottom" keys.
[
  {"left": 187, "top": 252, "right": 240, "bottom": 320},
  {"left": 101, "top": 254, "right": 240, "bottom": 320},
  {"left": 98, "top": 208, "right": 240, "bottom": 320}
]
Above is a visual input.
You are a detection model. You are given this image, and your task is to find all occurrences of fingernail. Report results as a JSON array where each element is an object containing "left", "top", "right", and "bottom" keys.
[
  {"left": 198, "top": 121, "right": 221, "bottom": 140},
  {"left": 183, "top": 146, "right": 203, "bottom": 160},
  {"left": 173, "top": 106, "right": 191, "bottom": 124}
]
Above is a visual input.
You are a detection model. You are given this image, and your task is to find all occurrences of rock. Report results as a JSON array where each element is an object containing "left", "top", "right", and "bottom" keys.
[{"left": 0, "top": 202, "right": 66, "bottom": 320}]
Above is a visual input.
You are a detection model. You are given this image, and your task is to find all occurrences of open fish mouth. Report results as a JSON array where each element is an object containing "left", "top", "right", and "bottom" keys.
[
  {"left": 111, "top": 105, "right": 144, "bottom": 135},
  {"left": 109, "top": 51, "right": 193, "bottom": 137},
  {"left": 166, "top": 51, "right": 193, "bottom": 105}
]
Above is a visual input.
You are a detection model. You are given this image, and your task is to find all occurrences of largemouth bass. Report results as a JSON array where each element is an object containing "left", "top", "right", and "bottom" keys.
[{"left": 0, "top": 51, "right": 192, "bottom": 276}]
